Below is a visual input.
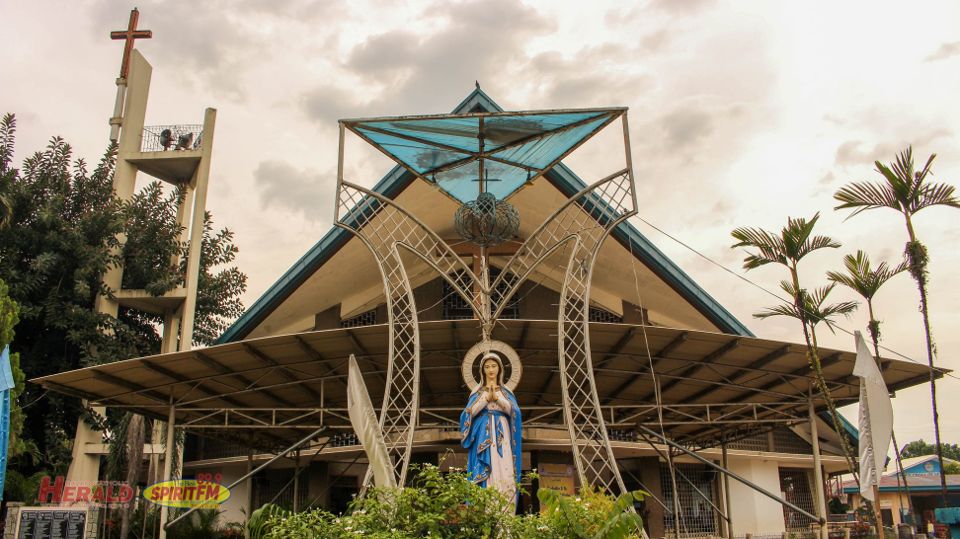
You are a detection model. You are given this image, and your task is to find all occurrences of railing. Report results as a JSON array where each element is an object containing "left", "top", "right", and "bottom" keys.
[{"left": 141, "top": 124, "right": 203, "bottom": 152}]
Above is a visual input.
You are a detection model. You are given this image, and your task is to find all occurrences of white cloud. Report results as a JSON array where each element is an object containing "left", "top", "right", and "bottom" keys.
[{"left": 4, "top": 0, "right": 960, "bottom": 450}]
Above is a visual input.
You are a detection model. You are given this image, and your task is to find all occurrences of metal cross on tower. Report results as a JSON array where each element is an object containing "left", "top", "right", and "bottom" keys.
[
  {"left": 108, "top": 8, "right": 152, "bottom": 141},
  {"left": 110, "top": 8, "right": 152, "bottom": 79}
]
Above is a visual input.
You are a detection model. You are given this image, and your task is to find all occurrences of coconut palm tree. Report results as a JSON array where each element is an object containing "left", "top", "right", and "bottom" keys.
[
  {"left": 732, "top": 213, "right": 860, "bottom": 480},
  {"left": 834, "top": 147, "right": 959, "bottom": 503},
  {"left": 827, "top": 250, "right": 915, "bottom": 526}
]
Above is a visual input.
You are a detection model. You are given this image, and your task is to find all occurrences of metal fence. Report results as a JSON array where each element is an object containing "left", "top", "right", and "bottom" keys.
[
  {"left": 661, "top": 462, "right": 720, "bottom": 536},
  {"left": 141, "top": 124, "right": 203, "bottom": 152},
  {"left": 779, "top": 468, "right": 817, "bottom": 530}
]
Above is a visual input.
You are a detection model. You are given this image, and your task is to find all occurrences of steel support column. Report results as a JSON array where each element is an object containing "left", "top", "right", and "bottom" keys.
[
  {"left": 809, "top": 397, "right": 829, "bottom": 539},
  {"left": 722, "top": 442, "right": 733, "bottom": 539},
  {"left": 157, "top": 405, "right": 176, "bottom": 539}
]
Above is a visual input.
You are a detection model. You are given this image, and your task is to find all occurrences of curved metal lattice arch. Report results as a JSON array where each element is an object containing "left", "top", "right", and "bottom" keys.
[
  {"left": 489, "top": 168, "right": 632, "bottom": 319},
  {"left": 489, "top": 169, "right": 637, "bottom": 493},
  {"left": 335, "top": 181, "right": 485, "bottom": 487}
]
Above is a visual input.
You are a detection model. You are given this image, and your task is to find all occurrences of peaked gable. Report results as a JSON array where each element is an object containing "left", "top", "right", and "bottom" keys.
[{"left": 218, "top": 89, "right": 751, "bottom": 343}]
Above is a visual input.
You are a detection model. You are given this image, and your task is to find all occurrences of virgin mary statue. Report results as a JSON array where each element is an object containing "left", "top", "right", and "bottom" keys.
[{"left": 459, "top": 353, "right": 523, "bottom": 502}]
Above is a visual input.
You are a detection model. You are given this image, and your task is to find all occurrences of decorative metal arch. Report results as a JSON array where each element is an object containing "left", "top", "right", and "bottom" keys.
[
  {"left": 334, "top": 112, "right": 641, "bottom": 496},
  {"left": 492, "top": 169, "right": 638, "bottom": 494},
  {"left": 335, "top": 180, "right": 483, "bottom": 487}
]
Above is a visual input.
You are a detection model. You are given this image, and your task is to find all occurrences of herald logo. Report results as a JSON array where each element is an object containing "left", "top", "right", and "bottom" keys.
[{"left": 37, "top": 476, "right": 134, "bottom": 506}]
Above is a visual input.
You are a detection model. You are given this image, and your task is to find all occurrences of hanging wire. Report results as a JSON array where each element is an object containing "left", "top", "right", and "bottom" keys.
[
  {"left": 628, "top": 236, "right": 688, "bottom": 537},
  {"left": 631, "top": 215, "right": 960, "bottom": 381}
]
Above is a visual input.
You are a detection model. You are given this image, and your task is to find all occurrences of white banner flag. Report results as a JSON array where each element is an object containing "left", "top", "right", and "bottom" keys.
[
  {"left": 854, "top": 331, "right": 893, "bottom": 501},
  {"left": 347, "top": 354, "right": 397, "bottom": 488}
]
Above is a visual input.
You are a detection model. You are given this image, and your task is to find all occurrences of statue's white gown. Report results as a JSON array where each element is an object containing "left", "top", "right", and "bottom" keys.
[{"left": 468, "top": 390, "right": 517, "bottom": 501}]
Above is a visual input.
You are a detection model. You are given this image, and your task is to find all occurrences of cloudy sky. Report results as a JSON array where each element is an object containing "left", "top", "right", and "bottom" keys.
[{"left": 5, "top": 0, "right": 959, "bottom": 453}]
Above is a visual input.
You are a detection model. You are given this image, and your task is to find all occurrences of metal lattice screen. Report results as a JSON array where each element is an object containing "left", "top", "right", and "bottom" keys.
[
  {"left": 779, "top": 468, "right": 816, "bottom": 530},
  {"left": 442, "top": 268, "right": 519, "bottom": 320},
  {"left": 588, "top": 306, "right": 623, "bottom": 323},
  {"left": 660, "top": 462, "right": 720, "bottom": 536},
  {"left": 726, "top": 427, "right": 813, "bottom": 455},
  {"left": 340, "top": 309, "right": 376, "bottom": 328}
]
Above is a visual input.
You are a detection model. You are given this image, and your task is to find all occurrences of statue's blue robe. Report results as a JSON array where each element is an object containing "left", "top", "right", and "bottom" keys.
[{"left": 459, "top": 387, "right": 523, "bottom": 488}]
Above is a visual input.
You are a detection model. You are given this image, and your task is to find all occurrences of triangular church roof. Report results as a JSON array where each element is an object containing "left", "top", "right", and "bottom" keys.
[{"left": 218, "top": 88, "right": 752, "bottom": 343}]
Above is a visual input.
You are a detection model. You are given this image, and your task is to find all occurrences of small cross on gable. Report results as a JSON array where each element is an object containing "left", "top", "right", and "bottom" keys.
[{"left": 110, "top": 8, "right": 152, "bottom": 79}]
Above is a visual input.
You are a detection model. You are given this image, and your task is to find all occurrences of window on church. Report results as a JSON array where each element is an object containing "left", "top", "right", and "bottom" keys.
[
  {"left": 442, "top": 269, "right": 520, "bottom": 320},
  {"left": 779, "top": 468, "right": 816, "bottom": 530},
  {"left": 660, "top": 463, "right": 719, "bottom": 535},
  {"left": 588, "top": 306, "right": 623, "bottom": 323},
  {"left": 341, "top": 309, "right": 376, "bottom": 328}
]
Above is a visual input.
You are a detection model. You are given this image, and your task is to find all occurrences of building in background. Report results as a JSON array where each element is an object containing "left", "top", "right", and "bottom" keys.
[{"left": 843, "top": 455, "right": 960, "bottom": 531}]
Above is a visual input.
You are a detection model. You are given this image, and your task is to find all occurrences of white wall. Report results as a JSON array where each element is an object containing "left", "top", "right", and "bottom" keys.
[{"left": 728, "top": 457, "right": 787, "bottom": 536}]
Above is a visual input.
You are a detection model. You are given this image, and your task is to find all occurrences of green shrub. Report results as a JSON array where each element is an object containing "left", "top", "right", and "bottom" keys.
[
  {"left": 248, "top": 503, "right": 291, "bottom": 539},
  {"left": 263, "top": 465, "right": 646, "bottom": 539}
]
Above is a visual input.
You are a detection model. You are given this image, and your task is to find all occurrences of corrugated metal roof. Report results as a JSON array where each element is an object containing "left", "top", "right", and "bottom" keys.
[{"left": 34, "top": 320, "right": 937, "bottom": 450}]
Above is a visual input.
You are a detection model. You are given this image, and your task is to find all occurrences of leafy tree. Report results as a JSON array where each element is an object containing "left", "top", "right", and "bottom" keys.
[
  {"left": 0, "top": 276, "right": 37, "bottom": 504},
  {"left": 834, "top": 147, "right": 959, "bottom": 503},
  {"left": 731, "top": 213, "right": 859, "bottom": 481},
  {"left": 0, "top": 114, "right": 16, "bottom": 228},
  {"left": 899, "top": 440, "right": 960, "bottom": 461},
  {"left": 0, "top": 114, "right": 247, "bottom": 490}
]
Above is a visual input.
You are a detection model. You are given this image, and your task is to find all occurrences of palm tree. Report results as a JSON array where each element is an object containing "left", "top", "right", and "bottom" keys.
[
  {"left": 732, "top": 213, "right": 860, "bottom": 480},
  {"left": 827, "top": 250, "right": 914, "bottom": 528},
  {"left": 834, "top": 147, "right": 959, "bottom": 503}
]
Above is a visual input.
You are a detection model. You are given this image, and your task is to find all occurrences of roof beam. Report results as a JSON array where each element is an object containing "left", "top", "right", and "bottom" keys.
[
  {"left": 194, "top": 351, "right": 299, "bottom": 408},
  {"left": 90, "top": 369, "right": 169, "bottom": 404},
  {"left": 593, "top": 327, "right": 638, "bottom": 369},
  {"left": 709, "top": 352, "right": 848, "bottom": 429},
  {"left": 684, "top": 344, "right": 792, "bottom": 402},
  {"left": 293, "top": 336, "right": 347, "bottom": 390},
  {"left": 655, "top": 338, "right": 741, "bottom": 397},
  {"left": 242, "top": 343, "right": 323, "bottom": 402},
  {"left": 141, "top": 359, "right": 247, "bottom": 408},
  {"left": 602, "top": 331, "right": 688, "bottom": 404}
]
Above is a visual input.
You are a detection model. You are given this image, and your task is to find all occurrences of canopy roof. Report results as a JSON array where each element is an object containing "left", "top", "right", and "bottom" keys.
[
  {"left": 343, "top": 108, "right": 624, "bottom": 203},
  {"left": 32, "top": 320, "right": 938, "bottom": 451}
]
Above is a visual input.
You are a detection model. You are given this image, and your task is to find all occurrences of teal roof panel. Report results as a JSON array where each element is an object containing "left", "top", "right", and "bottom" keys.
[
  {"left": 490, "top": 114, "right": 611, "bottom": 170},
  {"left": 355, "top": 127, "right": 467, "bottom": 174},
  {"left": 434, "top": 160, "right": 531, "bottom": 203},
  {"left": 345, "top": 109, "right": 621, "bottom": 204},
  {"left": 361, "top": 117, "right": 481, "bottom": 153}
]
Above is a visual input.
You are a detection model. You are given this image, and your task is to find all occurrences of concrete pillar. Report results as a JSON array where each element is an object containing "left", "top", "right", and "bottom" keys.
[
  {"left": 178, "top": 108, "right": 216, "bottom": 352},
  {"left": 95, "top": 50, "right": 152, "bottom": 320},
  {"left": 65, "top": 406, "right": 106, "bottom": 484},
  {"left": 728, "top": 457, "right": 786, "bottom": 536}
]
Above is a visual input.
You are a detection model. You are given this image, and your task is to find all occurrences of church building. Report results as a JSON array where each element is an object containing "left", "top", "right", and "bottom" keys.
[{"left": 34, "top": 87, "right": 934, "bottom": 539}]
